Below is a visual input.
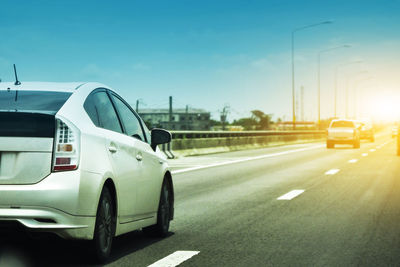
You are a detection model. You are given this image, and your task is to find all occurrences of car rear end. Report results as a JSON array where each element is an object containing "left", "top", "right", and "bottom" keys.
[
  {"left": 358, "top": 121, "right": 375, "bottom": 142},
  {"left": 327, "top": 120, "right": 360, "bottom": 148},
  {"left": 0, "top": 83, "right": 97, "bottom": 239}
]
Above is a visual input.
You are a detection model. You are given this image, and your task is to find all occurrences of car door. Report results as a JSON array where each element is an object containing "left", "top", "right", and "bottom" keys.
[
  {"left": 109, "top": 92, "right": 164, "bottom": 217},
  {"left": 84, "top": 90, "right": 141, "bottom": 223}
]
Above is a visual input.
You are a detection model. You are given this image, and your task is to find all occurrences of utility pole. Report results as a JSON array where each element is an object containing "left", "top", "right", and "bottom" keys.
[
  {"left": 345, "top": 79, "right": 349, "bottom": 118},
  {"left": 301, "top": 86, "right": 304, "bottom": 122},
  {"left": 220, "top": 104, "right": 230, "bottom": 131},
  {"left": 296, "top": 90, "right": 299, "bottom": 123},
  {"left": 186, "top": 105, "right": 189, "bottom": 130},
  {"left": 136, "top": 99, "right": 145, "bottom": 113},
  {"left": 169, "top": 96, "right": 173, "bottom": 129}
]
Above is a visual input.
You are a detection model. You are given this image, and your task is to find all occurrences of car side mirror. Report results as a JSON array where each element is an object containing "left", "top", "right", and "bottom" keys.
[{"left": 151, "top": 128, "right": 172, "bottom": 151}]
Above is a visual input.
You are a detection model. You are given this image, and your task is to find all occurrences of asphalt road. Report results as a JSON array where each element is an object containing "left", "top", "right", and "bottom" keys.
[{"left": 1, "top": 131, "right": 400, "bottom": 266}]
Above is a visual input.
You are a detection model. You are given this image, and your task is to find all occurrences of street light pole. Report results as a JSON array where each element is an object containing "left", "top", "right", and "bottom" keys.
[
  {"left": 345, "top": 71, "right": 368, "bottom": 118},
  {"left": 317, "top": 45, "right": 351, "bottom": 128},
  {"left": 352, "top": 77, "right": 371, "bottom": 118},
  {"left": 334, "top": 60, "right": 363, "bottom": 118},
  {"left": 291, "top": 20, "right": 333, "bottom": 130}
]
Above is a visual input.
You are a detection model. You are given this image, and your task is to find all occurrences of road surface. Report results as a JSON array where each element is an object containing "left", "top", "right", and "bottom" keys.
[{"left": 1, "top": 131, "right": 400, "bottom": 266}]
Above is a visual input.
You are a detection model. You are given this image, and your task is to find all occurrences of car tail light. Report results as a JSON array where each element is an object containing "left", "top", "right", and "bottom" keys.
[{"left": 52, "top": 118, "right": 80, "bottom": 172}]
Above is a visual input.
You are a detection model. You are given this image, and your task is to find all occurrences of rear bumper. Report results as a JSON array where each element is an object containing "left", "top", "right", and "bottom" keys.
[
  {"left": 0, "top": 207, "right": 95, "bottom": 239},
  {"left": 0, "top": 169, "right": 105, "bottom": 239},
  {"left": 327, "top": 137, "right": 356, "bottom": 144},
  {"left": 330, "top": 140, "right": 355, "bottom": 144}
]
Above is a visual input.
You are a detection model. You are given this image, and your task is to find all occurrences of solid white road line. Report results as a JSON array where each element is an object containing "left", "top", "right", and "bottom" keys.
[
  {"left": 370, "top": 149, "right": 376, "bottom": 152},
  {"left": 277, "top": 190, "right": 305, "bottom": 200},
  {"left": 348, "top": 159, "right": 358, "bottom": 163},
  {"left": 148, "top": 251, "right": 200, "bottom": 267},
  {"left": 362, "top": 153, "right": 368, "bottom": 157},
  {"left": 325, "top": 169, "right": 340, "bottom": 175},
  {"left": 171, "top": 144, "right": 324, "bottom": 174}
]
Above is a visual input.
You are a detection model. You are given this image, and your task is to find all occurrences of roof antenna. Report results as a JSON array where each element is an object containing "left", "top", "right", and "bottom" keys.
[{"left": 13, "top": 64, "right": 21, "bottom": 85}]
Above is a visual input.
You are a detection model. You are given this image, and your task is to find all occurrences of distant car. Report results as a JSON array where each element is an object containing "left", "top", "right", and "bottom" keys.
[
  {"left": 392, "top": 126, "right": 398, "bottom": 138},
  {"left": 357, "top": 120, "right": 374, "bottom": 142},
  {"left": 0, "top": 82, "right": 174, "bottom": 262},
  {"left": 327, "top": 119, "right": 360, "bottom": 149}
]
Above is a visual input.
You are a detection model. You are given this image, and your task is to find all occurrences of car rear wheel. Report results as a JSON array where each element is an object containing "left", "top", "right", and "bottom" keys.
[
  {"left": 92, "top": 186, "right": 116, "bottom": 263},
  {"left": 143, "top": 180, "right": 171, "bottom": 237}
]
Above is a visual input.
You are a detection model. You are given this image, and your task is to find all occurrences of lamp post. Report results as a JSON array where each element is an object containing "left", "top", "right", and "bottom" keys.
[
  {"left": 334, "top": 60, "right": 363, "bottom": 117},
  {"left": 352, "top": 77, "right": 372, "bottom": 118},
  {"left": 291, "top": 20, "right": 333, "bottom": 130},
  {"left": 317, "top": 44, "right": 351, "bottom": 128},
  {"left": 345, "top": 71, "right": 368, "bottom": 118}
]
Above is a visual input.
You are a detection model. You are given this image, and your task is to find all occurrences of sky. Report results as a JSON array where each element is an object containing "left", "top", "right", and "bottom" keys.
[{"left": 0, "top": 0, "right": 400, "bottom": 122}]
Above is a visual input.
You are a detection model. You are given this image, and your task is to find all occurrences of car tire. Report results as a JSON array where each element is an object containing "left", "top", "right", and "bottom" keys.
[
  {"left": 92, "top": 186, "right": 116, "bottom": 263},
  {"left": 353, "top": 139, "right": 360, "bottom": 149},
  {"left": 143, "top": 180, "right": 171, "bottom": 237}
]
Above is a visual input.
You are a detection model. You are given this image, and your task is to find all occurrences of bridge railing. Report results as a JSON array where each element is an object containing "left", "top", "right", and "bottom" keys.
[
  {"left": 161, "top": 130, "right": 326, "bottom": 158},
  {"left": 171, "top": 130, "right": 326, "bottom": 139}
]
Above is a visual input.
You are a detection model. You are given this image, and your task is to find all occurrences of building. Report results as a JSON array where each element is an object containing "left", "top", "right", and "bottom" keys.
[{"left": 138, "top": 108, "right": 211, "bottom": 130}]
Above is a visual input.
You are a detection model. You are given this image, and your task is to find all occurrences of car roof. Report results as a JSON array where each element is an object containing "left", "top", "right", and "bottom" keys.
[{"left": 0, "top": 82, "right": 88, "bottom": 93}]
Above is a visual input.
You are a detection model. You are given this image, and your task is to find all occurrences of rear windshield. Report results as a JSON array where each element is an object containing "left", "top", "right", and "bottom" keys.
[
  {"left": 331, "top": 121, "right": 355, "bottom": 128},
  {"left": 0, "top": 90, "right": 72, "bottom": 114}
]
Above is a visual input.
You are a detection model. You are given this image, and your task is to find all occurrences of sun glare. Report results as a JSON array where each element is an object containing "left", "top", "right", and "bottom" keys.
[{"left": 365, "top": 93, "right": 400, "bottom": 122}]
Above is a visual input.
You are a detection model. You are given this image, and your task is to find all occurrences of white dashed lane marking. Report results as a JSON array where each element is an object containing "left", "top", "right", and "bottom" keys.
[
  {"left": 362, "top": 153, "right": 368, "bottom": 157},
  {"left": 348, "top": 159, "right": 358, "bottom": 163},
  {"left": 370, "top": 149, "right": 376, "bottom": 152},
  {"left": 277, "top": 190, "right": 305, "bottom": 200},
  {"left": 325, "top": 169, "right": 340, "bottom": 175},
  {"left": 148, "top": 251, "right": 200, "bottom": 267}
]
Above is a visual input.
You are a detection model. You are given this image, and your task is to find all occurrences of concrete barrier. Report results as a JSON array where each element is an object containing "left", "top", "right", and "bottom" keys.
[{"left": 165, "top": 130, "right": 325, "bottom": 157}]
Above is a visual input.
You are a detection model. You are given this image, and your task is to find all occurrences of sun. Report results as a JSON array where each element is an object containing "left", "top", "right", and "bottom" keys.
[{"left": 365, "top": 93, "right": 400, "bottom": 122}]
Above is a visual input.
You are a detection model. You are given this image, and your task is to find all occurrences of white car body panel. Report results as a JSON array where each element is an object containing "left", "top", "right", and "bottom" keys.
[
  {"left": 327, "top": 128, "right": 355, "bottom": 140},
  {"left": 0, "top": 81, "right": 172, "bottom": 240},
  {"left": 327, "top": 119, "right": 359, "bottom": 146}
]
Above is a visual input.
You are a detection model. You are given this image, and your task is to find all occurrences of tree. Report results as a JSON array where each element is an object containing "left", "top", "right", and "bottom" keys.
[
  {"left": 233, "top": 117, "right": 257, "bottom": 130},
  {"left": 251, "top": 110, "right": 273, "bottom": 130}
]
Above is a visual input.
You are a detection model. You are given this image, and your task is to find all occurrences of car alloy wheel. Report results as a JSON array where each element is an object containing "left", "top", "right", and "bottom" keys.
[{"left": 93, "top": 187, "right": 115, "bottom": 262}]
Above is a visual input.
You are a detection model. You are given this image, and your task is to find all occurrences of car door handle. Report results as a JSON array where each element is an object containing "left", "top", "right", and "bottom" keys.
[
  {"left": 136, "top": 154, "right": 143, "bottom": 161},
  {"left": 108, "top": 146, "right": 117, "bottom": 153}
]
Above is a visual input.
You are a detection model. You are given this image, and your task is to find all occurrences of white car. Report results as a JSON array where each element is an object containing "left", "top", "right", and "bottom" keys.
[
  {"left": 327, "top": 119, "right": 360, "bottom": 149},
  {"left": 0, "top": 82, "right": 174, "bottom": 262}
]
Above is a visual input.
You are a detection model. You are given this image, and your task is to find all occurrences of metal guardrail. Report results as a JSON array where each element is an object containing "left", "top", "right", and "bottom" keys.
[
  {"left": 171, "top": 130, "right": 326, "bottom": 139},
  {"left": 161, "top": 130, "right": 326, "bottom": 159}
]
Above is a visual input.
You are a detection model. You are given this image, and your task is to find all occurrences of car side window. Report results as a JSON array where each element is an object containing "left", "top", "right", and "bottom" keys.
[
  {"left": 110, "top": 94, "right": 146, "bottom": 141},
  {"left": 84, "top": 91, "right": 123, "bottom": 133},
  {"left": 140, "top": 118, "right": 152, "bottom": 144}
]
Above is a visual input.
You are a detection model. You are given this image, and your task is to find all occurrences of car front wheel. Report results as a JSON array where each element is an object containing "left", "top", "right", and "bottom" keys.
[{"left": 143, "top": 180, "right": 171, "bottom": 237}]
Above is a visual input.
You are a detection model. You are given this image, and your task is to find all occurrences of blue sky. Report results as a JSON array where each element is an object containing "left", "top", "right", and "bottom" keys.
[{"left": 1, "top": 0, "right": 399, "bottom": 121}]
